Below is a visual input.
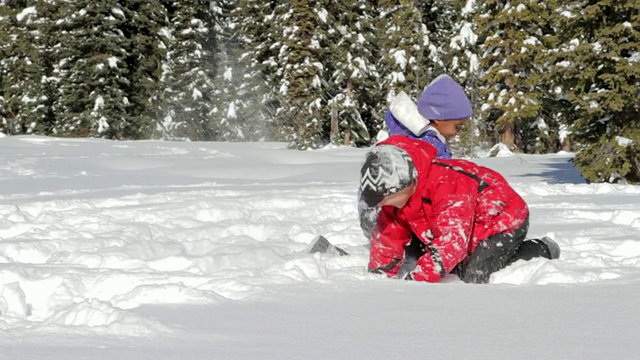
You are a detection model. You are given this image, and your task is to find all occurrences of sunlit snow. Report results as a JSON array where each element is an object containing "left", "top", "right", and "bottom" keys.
[
  {"left": 16, "top": 6, "right": 37, "bottom": 22},
  {"left": 0, "top": 136, "right": 639, "bottom": 359}
]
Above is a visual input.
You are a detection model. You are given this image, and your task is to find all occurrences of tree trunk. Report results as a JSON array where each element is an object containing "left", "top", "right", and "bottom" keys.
[
  {"left": 501, "top": 122, "right": 515, "bottom": 149},
  {"left": 330, "top": 100, "right": 338, "bottom": 144},
  {"left": 344, "top": 122, "right": 351, "bottom": 145}
]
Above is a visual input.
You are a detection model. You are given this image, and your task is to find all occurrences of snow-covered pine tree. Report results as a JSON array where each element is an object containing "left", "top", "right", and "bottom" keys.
[
  {"left": 157, "top": 0, "right": 218, "bottom": 141},
  {"left": 236, "top": 0, "right": 292, "bottom": 142},
  {"left": 0, "top": 2, "right": 6, "bottom": 134},
  {"left": 0, "top": 1, "right": 46, "bottom": 135},
  {"left": 325, "top": 0, "right": 378, "bottom": 146},
  {"left": 0, "top": 2, "right": 22, "bottom": 134},
  {"left": 420, "top": 0, "right": 483, "bottom": 157},
  {"left": 56, "top": 1, "right": 140, "bottom": 138},
  {"left": 119, "top": 0, "right": 167, "bottom": 139},
  {"left": 444, "top": 0, "right": 479, "bottom": 81},
  {"left": 550, "top": 0, "right": 640, "bottom": 184},
  {"left": 57, "top": 1, "right": 130, "bottom": 137},
  {"left": 212, "top": 0, "right": 272, "bottom": 141},
  {"left": 7, "top": 1, "right": 61, "bottom": 135},
  {"left": 375, "top": 0, "right": 427, "bottom": 120},
  {"left": 517, "top": 0, "right": 565, "bottom": 155},
  {"left": 211, "top": 0, "right": 243, "bottom": 141},
  {"left": 476, "top": 0, "right": 558, "bottom": 153},
  {"left": 279, "top": 0, "right": 327, "bottom": 149},
  {"left": 30, "top": 0, "right": 61, "bottom": 135},
  {"left": 417, "top": 0, "right": 462, "bottom": 78}
]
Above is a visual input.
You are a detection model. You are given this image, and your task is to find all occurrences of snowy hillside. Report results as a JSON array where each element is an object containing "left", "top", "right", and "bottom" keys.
[{"left": 1, "top": 135, "right": 639, "bottom": 359}]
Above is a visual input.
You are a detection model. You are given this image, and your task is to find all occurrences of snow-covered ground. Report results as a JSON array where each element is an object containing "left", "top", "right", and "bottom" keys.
[{"left": 0, "top": 135, "right": 639, "bottom": 359}]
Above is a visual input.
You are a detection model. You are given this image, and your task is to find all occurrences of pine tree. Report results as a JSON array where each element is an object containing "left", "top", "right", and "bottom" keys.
[
  {"left": 158, "top": 0, "right": 218, "bottom": 141},
  {"left": 210, "top": 0, "right": 242, "bottom": 140},
  {"left": 324, "top": 0, "right": 378, "bottom": 146},
  {"left": 120, "top": 0, "right": 167, "bottom": 139},
  {"left": 279, "top": 0, "right": 327, "bottom": 149},
  {"left": 211, "top": 0, "right": 269, "bottom": 141},
  {"left": 0, "top": 2, "right": 6, "bottom": 134},
  {"left": 0, "top": 1, "right": 44, "bottom": 135},
  {"left": 422, "top": 0, "right": 483, "bottom": 157},
  {"left": 9, "top": 0, "right": 63, "bottom": 136},
  {"left": 417, "top": 0, "right": 463, "bottom": 78},
  {"left": 0, "top": 1, "right": 18, "bottom": 134},
  {"left": 236, "top": 0, "right": 290, "bottom": 141},
  {"left": 446, "top": 0, "right": 479, "bottom": 80},
  {"left": 476, "top": 0, "right": 558, "bottom": 152},
  {"left": 32, "top": 0, "right": 61, "bottom": 135},
  {"left": 55, "top": 0, "right": 166, "bottom": 139},
  {"left": 375, "top": 0, "right": 427, "bottom": 118},
  {"left": 550, "top": 0, "right": 640, "bottom": 183},
  {"left": 56, "top": 1, "right": 133, "bottom": 138}
]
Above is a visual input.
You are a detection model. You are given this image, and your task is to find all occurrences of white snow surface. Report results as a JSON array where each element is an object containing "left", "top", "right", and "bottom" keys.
[{"left": 1, "top": 135, "right": 639, "bottom": 359}]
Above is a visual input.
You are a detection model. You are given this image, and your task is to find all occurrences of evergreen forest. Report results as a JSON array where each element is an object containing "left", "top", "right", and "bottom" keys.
[{"left": 0, "top": 0, "right": 638, "bottom": 183}]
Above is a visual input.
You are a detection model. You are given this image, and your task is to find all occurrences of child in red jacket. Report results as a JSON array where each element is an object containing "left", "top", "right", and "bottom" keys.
[{"left": 358, "top": 135, "right": 560, "bottom": 283}]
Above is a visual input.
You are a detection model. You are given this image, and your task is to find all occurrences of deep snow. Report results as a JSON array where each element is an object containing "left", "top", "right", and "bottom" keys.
[{"left": 0, "top": 135, "right": 639, "bottom": 359}]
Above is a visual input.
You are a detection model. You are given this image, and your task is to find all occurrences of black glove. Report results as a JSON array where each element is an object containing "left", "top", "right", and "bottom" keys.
[{"left": 395, "top": 233, "right": 427, "bottom": 280}]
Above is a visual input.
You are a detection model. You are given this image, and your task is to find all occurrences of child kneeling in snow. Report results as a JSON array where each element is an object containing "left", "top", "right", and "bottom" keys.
[
  {"left": 358, "top": 135, "right": 560, "bottom": 284},
  {"left": 384, "top": 74, "right": 471, "bottom": 159}
]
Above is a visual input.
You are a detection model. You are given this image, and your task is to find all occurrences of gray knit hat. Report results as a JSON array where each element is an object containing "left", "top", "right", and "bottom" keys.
[{"left": 359, "top": 145, "right": 416, "bottom": 208}]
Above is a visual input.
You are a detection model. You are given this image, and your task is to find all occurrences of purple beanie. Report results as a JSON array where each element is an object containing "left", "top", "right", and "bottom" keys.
[{"left": 417, "top": 75, "right": 472, "bottom": 121}]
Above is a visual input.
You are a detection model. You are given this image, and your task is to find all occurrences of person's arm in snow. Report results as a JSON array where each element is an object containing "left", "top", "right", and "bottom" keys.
[
  {"left": 367, "top": 206, "right": 412, "bottom": 277},
  {"left": 412, "top": 181, "right": 477, "bottom": 282}
]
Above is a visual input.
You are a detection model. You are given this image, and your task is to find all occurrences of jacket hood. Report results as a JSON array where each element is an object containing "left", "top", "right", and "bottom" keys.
[{"left": 377, "top": 135, "right": 437, "bottom": 181}]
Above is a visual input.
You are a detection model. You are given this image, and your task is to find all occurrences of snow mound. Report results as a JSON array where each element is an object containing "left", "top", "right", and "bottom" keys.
[
  {"left": 43, "top": 299, "right": 172, "bottom": 336},
  {"left": 487, "top": 143, "right": 515, "bottom": 157},
  {"left": 0, "top": 282, "right": 31, "bottom": 318}
]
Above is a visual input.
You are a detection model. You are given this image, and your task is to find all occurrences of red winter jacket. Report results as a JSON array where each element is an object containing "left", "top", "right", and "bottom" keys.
[{"left": 367, "top": 136, "right": 529, "bottom": 282}]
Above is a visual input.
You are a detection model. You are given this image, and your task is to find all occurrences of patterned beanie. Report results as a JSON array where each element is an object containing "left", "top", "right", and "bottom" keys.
[{"left": 359, "top": 145, "right": 417, "bottom": 208}]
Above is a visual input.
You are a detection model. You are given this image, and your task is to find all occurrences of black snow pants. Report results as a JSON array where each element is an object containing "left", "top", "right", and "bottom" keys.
[{"left": 404, "top": 216, "right": 553, "bottom": 284}]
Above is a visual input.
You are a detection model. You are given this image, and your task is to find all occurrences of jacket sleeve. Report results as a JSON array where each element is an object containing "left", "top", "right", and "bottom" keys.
[
  {"left": 412, "top": 182, "right": 477, "bottom": 282},
  {"left": 368, "top": 206, "right": 412, "bottom": 277}
]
